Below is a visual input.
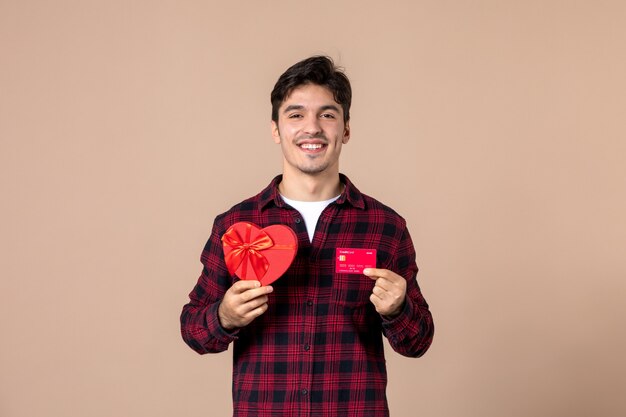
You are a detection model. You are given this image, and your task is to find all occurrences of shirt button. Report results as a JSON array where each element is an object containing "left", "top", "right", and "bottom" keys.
[
  {"left": 295, "top": 218, "right": 302, "bottom": 224},
  {"left": 301, "top": 389, "right": 308, "bottom": 396},
  {"left": 304, "top": 344, "right": 310, "bottom": 351},
  {"left": 306, "top": 300, "right": 313, "bottom": 307}
]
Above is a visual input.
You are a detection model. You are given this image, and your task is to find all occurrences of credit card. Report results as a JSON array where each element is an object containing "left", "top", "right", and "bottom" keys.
[{"left": 335, "top": 248, "right": 377, "bottom": 274}]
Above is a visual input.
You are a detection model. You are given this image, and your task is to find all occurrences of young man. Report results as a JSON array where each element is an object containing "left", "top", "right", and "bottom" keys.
[{"left": 181, "top": 56, "right": 434, "bottom": 416}]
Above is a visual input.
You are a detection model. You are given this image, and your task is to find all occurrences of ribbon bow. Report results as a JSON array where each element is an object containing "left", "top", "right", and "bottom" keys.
[{"left": 221, "top": 223, "right": 274, "bottom": 279}]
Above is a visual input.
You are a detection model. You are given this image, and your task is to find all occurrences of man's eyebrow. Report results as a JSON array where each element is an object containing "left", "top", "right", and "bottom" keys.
[
  {"left": 283, "top": 104, "right": 304, "bottom": 113},
  {"left": 320, "top": 104, "right": 341, "bottom": 113},
  {"left": 282, "top": 104, "right": 341, "bottom": 113}
]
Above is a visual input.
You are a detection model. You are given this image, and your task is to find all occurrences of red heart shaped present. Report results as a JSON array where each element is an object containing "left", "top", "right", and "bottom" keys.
[{"left": 221, "top": 221, "right": 298, "bottom": 286}]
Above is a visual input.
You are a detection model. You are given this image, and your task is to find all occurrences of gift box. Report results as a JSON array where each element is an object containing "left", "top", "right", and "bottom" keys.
[{"left": 221, "top": 221, "right": 298, "bottom": 286}]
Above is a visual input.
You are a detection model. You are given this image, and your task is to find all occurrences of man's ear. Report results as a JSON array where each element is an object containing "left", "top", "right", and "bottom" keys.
[
  {"left": 342, "top": 121, "right": 351, "bottom": 144},
  {"left": 271, "top": 121, "right": 281, "bottom": 144}
]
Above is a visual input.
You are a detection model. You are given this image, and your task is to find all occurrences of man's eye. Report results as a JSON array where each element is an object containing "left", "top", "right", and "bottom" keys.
[
  {"left": 321, "top": 113, "right": 336, "bottom": 119},
  {"left": 288, "top": 114, "right": 303, "bottom": 119}
]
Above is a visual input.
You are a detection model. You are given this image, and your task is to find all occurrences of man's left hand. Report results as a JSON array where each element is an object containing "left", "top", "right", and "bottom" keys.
[{"left": 363, "top": 268, "right": 407, "bottom": 318}]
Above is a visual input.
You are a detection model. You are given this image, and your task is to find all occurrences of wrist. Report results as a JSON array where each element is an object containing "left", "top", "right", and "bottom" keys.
[
  {"left": 217, "top": 302, "right": 235, "bottom": 331},
  {"left": 383, "top": 300, "right": 406, "bottom": 319}
]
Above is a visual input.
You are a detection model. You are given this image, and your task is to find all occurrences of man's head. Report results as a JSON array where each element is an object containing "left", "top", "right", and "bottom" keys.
[
  {"left": 271, "top": 56, "right": 352, "bottom": 125},
  {"left": 270, "top": 57, "right": 352, "bottom": 179}
]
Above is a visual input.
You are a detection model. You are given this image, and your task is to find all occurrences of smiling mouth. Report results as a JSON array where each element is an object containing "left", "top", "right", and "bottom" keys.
[{"left": 299, "top": 143, "right": 325, "bottom": 150}]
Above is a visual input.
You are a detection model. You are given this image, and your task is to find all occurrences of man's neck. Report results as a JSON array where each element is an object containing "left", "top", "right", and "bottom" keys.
[{"left": 278, "top": 170, "right": 343, "bottom": 202}]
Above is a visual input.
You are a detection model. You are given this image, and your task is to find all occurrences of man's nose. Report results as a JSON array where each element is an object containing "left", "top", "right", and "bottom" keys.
[{"left": 303, "top": 116, "right": 322, "bottom": 135}]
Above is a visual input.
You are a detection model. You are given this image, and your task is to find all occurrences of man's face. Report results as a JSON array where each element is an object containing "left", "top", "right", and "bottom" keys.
[{"left": 271, "top": 83, "right": 350, "bottom": 177}]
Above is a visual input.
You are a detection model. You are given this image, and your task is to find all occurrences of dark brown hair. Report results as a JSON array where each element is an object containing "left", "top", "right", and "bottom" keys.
[{"left": 271, "top": 56, "right": 352, "bottom": 123}]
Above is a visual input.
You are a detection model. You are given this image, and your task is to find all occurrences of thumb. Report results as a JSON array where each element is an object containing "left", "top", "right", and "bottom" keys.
[
  {"left": 363, "top": 268, "right": 381, "bottom": 279},
  {"left": 231, "top": 280, "right": 261, "bottom": 293}
]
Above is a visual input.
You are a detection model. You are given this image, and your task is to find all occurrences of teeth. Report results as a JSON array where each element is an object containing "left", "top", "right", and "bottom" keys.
[{"left": 300, "top": 144, "right": 323, "bottom": 150}]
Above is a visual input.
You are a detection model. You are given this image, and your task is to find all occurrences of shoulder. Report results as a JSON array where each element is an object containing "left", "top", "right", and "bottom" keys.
[
  {"left": 213, "top": 193, "right": 263, "bottom": 230},
  {"left": 341, "top": 174, "right": 408, "bottom": 231},
  {"left": 211, "top": 175, "right": 281, "bottom": 228},
  {"left": 343, "top": 192, "right": 409, "bottom": 243},
  {"left": 361, "top": 193, "right": 406, "bottom": 224}
]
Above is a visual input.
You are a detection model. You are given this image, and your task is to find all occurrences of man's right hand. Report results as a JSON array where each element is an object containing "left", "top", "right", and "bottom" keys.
[{"left": 218, "top": 280, "right": 273, "bottom": 330}]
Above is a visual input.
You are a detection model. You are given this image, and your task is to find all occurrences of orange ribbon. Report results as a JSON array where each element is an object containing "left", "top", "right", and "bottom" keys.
[{"left": 222, "top": 223, "right": 274, "bottom": 279}]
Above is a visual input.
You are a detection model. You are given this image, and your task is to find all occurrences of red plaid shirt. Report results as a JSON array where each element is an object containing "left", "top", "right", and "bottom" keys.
[{"left": 181, "top": 174, "right": 434, "bottom": 416}]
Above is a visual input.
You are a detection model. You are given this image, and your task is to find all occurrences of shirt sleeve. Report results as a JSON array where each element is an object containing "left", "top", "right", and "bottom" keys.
[
  {"left": 381, "top": 226, "right": 434, "bottom": 358},
  {"left": 180, "top": 217, "right": 239, "bottom": 354}
]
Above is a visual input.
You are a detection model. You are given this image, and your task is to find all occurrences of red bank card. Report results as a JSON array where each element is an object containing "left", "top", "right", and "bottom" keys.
[{"left": 335, "top": 248, "right": 377, "bottom": 274}]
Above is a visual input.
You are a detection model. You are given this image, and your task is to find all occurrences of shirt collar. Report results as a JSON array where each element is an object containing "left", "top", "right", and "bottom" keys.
[{"left": 259, "top": 173, "right": 365, "bottom": 211}]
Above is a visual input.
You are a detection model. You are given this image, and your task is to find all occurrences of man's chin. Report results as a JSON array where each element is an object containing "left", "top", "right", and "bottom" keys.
[
  {"left": 284, "top": 159, "right": 335, "bottom": 176},
  {"left": 297, "top": 165, "right": 328, "bottom": 175}
]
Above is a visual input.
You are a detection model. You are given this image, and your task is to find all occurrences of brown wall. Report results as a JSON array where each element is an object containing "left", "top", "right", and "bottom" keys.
[{"left": 1, "top": 1, "right": 625, "bottom": 416}]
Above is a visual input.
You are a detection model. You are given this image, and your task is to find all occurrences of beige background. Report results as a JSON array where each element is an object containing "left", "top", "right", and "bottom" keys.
[{"left": 1, "top": 1, "right": 625, "bottom": 416}]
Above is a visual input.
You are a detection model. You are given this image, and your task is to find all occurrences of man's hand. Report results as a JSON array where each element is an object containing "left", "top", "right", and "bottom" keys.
[
  {"left": 363, "top": 268, "right": 407, "bottom": 318},
  {"left": 218, "top": 280, "right": 273, "bottom": 330}
]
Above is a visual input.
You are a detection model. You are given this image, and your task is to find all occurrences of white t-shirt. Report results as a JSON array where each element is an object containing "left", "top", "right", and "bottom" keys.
[{"left": 281, "top": 194, "right": 341, "bottom": 242}]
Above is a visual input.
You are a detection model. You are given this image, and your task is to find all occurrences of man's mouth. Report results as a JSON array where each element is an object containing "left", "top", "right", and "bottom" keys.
[{"left": 299, "top": 143, "right": 325, "bottom": 150}]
